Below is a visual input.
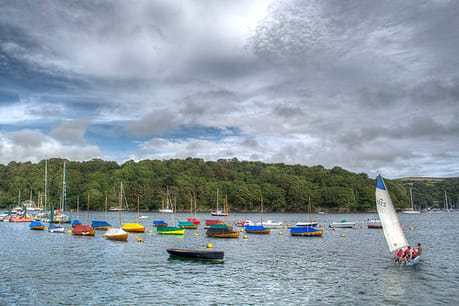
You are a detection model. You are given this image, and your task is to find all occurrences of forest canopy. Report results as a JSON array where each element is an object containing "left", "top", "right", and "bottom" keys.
[{"left": 1, "top": 158, "right": 457, "bottom": 212}]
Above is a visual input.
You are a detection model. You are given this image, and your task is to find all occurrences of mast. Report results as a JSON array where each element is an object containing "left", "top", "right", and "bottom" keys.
[
  {"left": 44, "top": 159, "right": 48, "bottom": 213},
  {"left": 62, "top": 161, "right": 67, "bottom": 212},
  {"left": 409, "top": 188, "right": 414, "bottom": 210}
]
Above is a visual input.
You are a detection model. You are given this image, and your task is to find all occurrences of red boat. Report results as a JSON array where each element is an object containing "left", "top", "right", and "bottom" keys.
[
  {"left": 72, "top": 224, "right": 96, "bottom": 236},
  {"left": 187, "top": 218, "right": 201, "bottom": 225},
  {"left": 205, "top": 219, "right": 223, "bottom": 226}
]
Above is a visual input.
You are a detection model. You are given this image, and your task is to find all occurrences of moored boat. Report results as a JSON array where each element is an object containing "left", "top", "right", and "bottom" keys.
[
  {"left": 206, "top": 224, "right": 240, "bottom": 238},
  {"left": 122, "top": 223, "right": 145, "bottom": 233},
  {"left": 329, "top": 220, "right": 355, "bottom": 228},
  {"left": 105, "top": 228, "right": 128, "bottom": 241},
  {"left": 167, "top": 248, "right": 224, "bottom": 261},
  {"left": 245, "top": 225, "right": 270, "bottom": 234},
  {"left": 48, "top": 224, "right": 65, "bottom": 233},
  {"left": 156, "top": 226, "right": 185, "bottom": 235},
  {"left": 153, "top": 220, "right": 168, "bottom": 227},
  {"left": 290, "top": 226, "right": 323, "bottom": 237},
  {"left": 178, "top": 221, "right": 198, "bottom": 229},
  {"left": 91, "top": 220, "right": 112, "bottom": 230},
  {"left": 367, "top": 219, "right": 382, "bottom": 229},
  {"left": 72, "top": 224, "right": 96, "bottom": 236},
  {"left": 29, "top": 220, "right": 45, "bottom": 230}
]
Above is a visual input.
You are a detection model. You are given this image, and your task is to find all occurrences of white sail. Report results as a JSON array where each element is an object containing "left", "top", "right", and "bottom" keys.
[{"left": 375, "top": 174, "right": 409, "bottom": 253}]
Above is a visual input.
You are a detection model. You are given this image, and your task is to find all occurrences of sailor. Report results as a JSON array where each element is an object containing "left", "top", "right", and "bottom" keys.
[
  {"left": 395, "top": 249, "right": 404, "bottom": 263},
  {"left": 416, "top": 243, "right": 423, "bottom": 256}
]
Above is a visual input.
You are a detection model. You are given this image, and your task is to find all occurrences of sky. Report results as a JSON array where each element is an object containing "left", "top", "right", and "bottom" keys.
[{"left": 1, "top": 0, "right": 458, "bottom": 179}]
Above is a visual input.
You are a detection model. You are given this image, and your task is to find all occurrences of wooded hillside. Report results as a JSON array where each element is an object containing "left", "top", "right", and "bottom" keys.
[{"left": 1, "top": 158, "right": 457, "bottom": 212}]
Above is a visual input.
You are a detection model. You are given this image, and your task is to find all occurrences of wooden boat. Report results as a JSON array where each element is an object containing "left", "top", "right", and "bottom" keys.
[
  {"left": 290, "top": 226, "right": 324, "bottom": 237},
  {"left": 376, "top": 174, "right": 421, "bottom": 266},
  {"left": 91, "top": 220, "right": 112, "bottom": 230},
  {"left": 167, "top": 248, "right": 224, "bottom": 261},
  {"left": 105, "top": 228, "right": 128, "bottom": 241},
  {"left": 72, "top": 224, "right": 96, "bottom": 236},
  {"left": 29, "top": 221, "right": 45, "bottom": 230},
  {"left": 178, "top": 221, "right": 198, "bottom": 229},
  {"left": 153, "top": 220, "right": 168, "bottom": 227},
  {"left": 122, "top": 223, "right": 145, "bottom": 233},
  {"left": 291, "top": 197, "right": 323, "bottom": 236},
  {"left": 156, "top": 226, "right": 184, "bottom": 235},
  {"left": 245, "top": 225, "right": 270, "bottom": 234},
  {"left": 187, "top": 218, "right": 200, "bottom": 225},
  {"left": 206, "top": 224, "right": 240, "bottom": 238}
]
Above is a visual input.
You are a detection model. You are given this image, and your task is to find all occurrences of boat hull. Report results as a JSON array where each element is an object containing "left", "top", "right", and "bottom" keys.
[
  {"left": 290, "top": 226, "right": 323, "bottom": 236},
  {"left": 105, "top": 228, "right": 128, "bottom": 241},
  {"left": 329, "top": 222, "right": 355, "bottom": 228},
  {"left": 122, "top": 223, "right": 145, "bottom": 233},
  {"left": 167, "top": 248, "right": 224, "bottom": 260},
  {"left": 72, "top": 224, "right": 96, "bottom": 236},
  {"left": 156, "top": 227, "right": 185, "bottom": 235},
  {"left": 206, "top": 228, "right": 240, "bottom": 238},
  {"left": 245, "top": 225, "right": 270, "bottom": 234}
]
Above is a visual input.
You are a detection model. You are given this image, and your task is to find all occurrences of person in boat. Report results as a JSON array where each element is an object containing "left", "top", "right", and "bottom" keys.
[
  {"left": 395, "top": 249, "right": 404, "bottom": 262},
  {"left": 416, "top": 243, "right": 423, "bottom": 256},
  {"left": 404, "top": 245, "right": 417, "bottom": 260}
]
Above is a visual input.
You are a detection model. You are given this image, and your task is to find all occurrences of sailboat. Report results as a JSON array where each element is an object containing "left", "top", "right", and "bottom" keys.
[
  {"left": 206, "top": 195, "right": 240, "bottom": 238},
  {"left": 120, "top": 182, "right": 145, "bottom": 233},
  {"left": 91, "top": 195, "right": 112, "bottom": 230},
  {"left": 401, "top": 188, "right": 421, "bottom": 214},
  {"left": 178, "top": 195, "right": 199, "bottom": 229},
  {"left": 295, "top": 196, "right": 319, "bottom": 226},
  {"left": 290, "top": 196, "right": 323, "bottom": 237},
  {"left": 158, "top": 187, "right": 173, "bottom": 213},
  {"left": 375, "top": 174, "right": 420, "bottom": 266},
  {"left": 157, "top": 190, "right": 185, "bottom": 235},
  {"left": 105, "top": 184, "right": 128, "bottom": 241},
  {"left": 245, "top": 197, "right": 270, "bottom": 234},
  {"left": 72, "top": 192, "right": 96, "bottom": 236},
  {"left": 210, "top": 188, "right": 227, "bottom": 216}
]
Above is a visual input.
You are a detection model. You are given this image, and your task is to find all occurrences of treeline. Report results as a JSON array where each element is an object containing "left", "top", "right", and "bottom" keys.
[{"left": 0, "top": 158, "right": 457, "bottom": 212}]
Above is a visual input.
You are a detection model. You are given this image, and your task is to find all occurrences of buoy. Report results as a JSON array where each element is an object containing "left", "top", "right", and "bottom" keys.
[
  {"left": 102, "top": 233, "right": 107, "bottom": 238},
  {"left": 67, "top": 229, "right": 72, "bottom": 234},
  {"left": 148, "top": 229, "right": 153, "bottom": 234},
  {"left": 194, "top": 233, "right": 200, "bottom": 237},
  {"left": 206, "top": 243, "right": 213, "bottom": 248},
  {"left": 278, "top": 231, "right": 283, "bottom": 235},
  {"left": 360, "top": 225, "right": 364, "bottom": 229},
  {"left": 332, "top": 228, "right": 336, "bottom": 231},
  {"left": 137, "top": 237, "right": 143, "bottom": 242},
  {"left": 340, "top": 233, "right": 345, "bottom": 238},
  {"left": 240, "top": 228, "right": 243, "bottom": 232},
  {"left": 243, "top": 235, "right": 248, "bottom": 239}
]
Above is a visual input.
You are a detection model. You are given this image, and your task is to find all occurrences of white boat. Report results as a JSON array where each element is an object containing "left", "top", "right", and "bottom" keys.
[
  {"left": 376, "top": 174, "right": 420, "bottom": 266},
  {"left": 159, "top": 187, "right": 174, "bottom": 213},
  {"left": 329, "top": 220, "right": 355, "bottom": 228},
  {"left": 261, "top": 220, "right": 282, "bottom": 228},
  {"left": 367, "top": 219, "right": 382, "bottom": 229},
  {"left": 210, "top": 188, "right": 228, "bottom": 216},
  {"left": 401, "top": 188, "right": 421, "bottom": 214}
]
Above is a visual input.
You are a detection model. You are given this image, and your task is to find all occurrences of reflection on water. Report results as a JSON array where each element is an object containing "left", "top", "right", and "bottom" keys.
[{"left": 1, "top": 211, "right": 459, "bottom": 304}]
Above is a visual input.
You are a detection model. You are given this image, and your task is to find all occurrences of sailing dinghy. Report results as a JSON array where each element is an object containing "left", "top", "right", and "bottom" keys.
[{"left": 375, "top": 174, "right": 421, "bottom": 266}]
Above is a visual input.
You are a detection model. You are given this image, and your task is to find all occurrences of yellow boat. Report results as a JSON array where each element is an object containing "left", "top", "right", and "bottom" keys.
[
  {"left": 122, "top": 223, "right": 145, "bottom": 233},
  {"left": 105, "top": 228, "right": 128, "bottom": 241},
  {"left": 157, "top": 226, "right": 185, "bottom": 235}
]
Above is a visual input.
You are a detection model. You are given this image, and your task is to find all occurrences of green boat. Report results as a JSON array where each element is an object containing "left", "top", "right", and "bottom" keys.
[{"left": 156, "top": 226, "right": 185, "bottom": 235}]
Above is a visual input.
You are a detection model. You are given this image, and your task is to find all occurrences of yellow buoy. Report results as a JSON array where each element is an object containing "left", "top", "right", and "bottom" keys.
[
  {"left": 278, "top": 231, "right": 283, "bottom": 235},
  {"left": 243, "top": 235, "right": 248, "bottom": 239},
  {"left": 206, "top": 243, "right": 213, "bottom": 248},
  {"left": 194, "top": 233, "right": 200, "bottom": 237},
  {"left": 148, "top": 229, "right": 153, "bottom": 234},
  {"left": 102, "top": 233, "right": 107, "bottom": 238},
  {"left": 340, "top": 233, "right": 345, "bottom": 238},
  {"left": 240, "top": 228, "right": 243, "bottom": 232},
  {"left": 67, "top": 229, "right": 72, "bottom": 234},
  {"left": 137, "top": 237, "right": 143, "bottom": 242}
]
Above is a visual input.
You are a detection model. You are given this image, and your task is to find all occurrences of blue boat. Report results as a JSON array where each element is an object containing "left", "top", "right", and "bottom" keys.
[
  {"left": 290, "top": 226, "right": 323, "bottom": 237},
  {"left": 91, "top": 220, "right": 112, "bottom": 230},
  {"left": 245, "top": 225, "right": 270, "bottom": 234},
  {"left": 153, "top": 220, "right": 168, "bottom": 227},
  {"left": 29, "top": 221, "right": 45, "bottom": 230}
]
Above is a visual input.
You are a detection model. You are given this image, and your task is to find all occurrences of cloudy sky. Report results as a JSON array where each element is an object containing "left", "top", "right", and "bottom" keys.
[{"left": 1, "top": 0, "right": 458, "bottom": 178}]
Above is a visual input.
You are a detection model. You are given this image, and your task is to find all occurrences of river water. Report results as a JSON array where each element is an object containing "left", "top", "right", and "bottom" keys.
[{"left": 1, "top": 211, "right": 458, "bottom": 305}]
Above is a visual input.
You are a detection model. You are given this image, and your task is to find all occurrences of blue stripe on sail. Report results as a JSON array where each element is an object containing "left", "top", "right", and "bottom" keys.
[{"left": 376, "top": 174, "right": 386, "bottom": 190}]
